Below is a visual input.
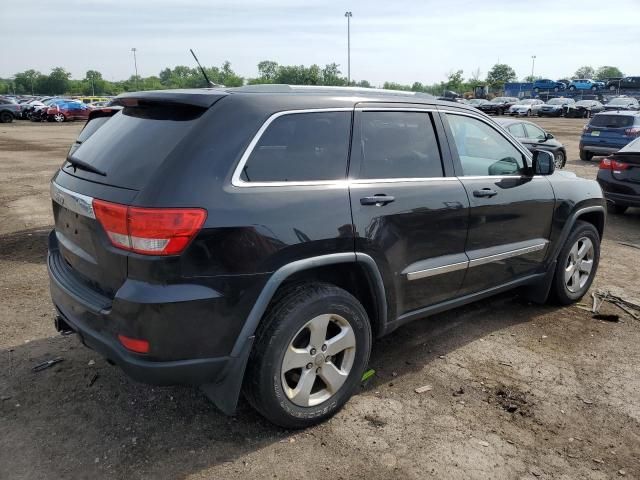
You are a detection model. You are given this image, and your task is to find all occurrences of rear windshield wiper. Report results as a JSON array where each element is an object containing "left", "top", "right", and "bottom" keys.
[{"left": 64, "top": 156, "right": 107, "bottom": 176}]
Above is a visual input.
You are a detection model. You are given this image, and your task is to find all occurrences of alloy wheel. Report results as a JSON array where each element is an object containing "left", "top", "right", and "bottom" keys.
[
  {"left": 54, "top": 113, "right": 65, "bottom": 123},
  {"left": 281, "top": 313, "right": 356, "bottom": 407},
  {"left": 554, "top": 151, "right": 565, "bottom": 169},
  {"left": 564, "top": 237, "right": 594, "bottom": 293}
]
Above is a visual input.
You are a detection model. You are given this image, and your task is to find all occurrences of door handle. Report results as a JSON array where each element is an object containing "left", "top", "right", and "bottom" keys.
[
  {"left": 360, "top": 195, "right": 395, "bottom": 206},
  {"left": 473, "top": 188, "right": 498, "bottom": 198}
]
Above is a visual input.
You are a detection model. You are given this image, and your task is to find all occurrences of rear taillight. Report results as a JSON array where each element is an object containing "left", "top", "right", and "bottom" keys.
[
  {"left": 92, "top": 199, "right": 207, "bottom": 255},
  {"left": 118, "top": 334, "right": 150, "bottom": 354},
  {"left": 624, "top": 127, "right": 640, "bottom": 138},
  {"left": 599, "top": 157, "right": 630, "bottom": 170},
  {"left": 582, "top": 124, "right": 590, "bottom": 133}
]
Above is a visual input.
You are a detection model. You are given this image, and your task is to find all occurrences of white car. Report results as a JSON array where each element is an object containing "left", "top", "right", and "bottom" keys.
[{"left": 509, "top": 99, "right": 544, "bottom": 117}]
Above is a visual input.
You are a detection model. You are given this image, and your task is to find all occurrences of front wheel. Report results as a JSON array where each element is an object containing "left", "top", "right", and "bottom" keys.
[
  {"left": 591, "top": 86, "right": 597, "bottom": 91},
  {"left": 243, "top": 283, "right": 372, "bottom": 428},
  {"left": 609, "top": 85, "right": 616, "bottom": 91},
  {"left": 554, "top": 150, "right": 566, "bottom": 169},
  {"left": 550, "top": 221, "right": 600, "bottom": 305},
  {"left": 0, "top": 111, "right": 13, "bottom": 123},
  {"left": 569, "top": 86, "right": 576, "bottom": 91},
  {"left": 53, "top": 113, "right": 65, "bottom": 123}
]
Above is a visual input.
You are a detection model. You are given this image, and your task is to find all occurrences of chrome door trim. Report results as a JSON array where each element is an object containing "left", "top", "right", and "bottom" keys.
[
  {"left": 50, "top": 181, "right": 95, "bottom": 219},
  {"left": 404, "top": 240, "right": 549, "bottom": 280},
  {"left": 467, "top": 241, "right": 548, "bottom": 268}
]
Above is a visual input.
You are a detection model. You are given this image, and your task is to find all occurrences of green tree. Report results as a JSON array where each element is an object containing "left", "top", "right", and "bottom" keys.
[
  {"left": 574, "top": 66, "right": 595, "bottom": 79},
  {"left": 84, "top": 70, "right": 106, "bottom": 95},
  {"left": 595, "top": 66, "right": 624, "bottom": 80},
  {"left": 355, "top": 79, "right": 371, "bottom": 88},
  {"left": 523, "top": 75, "right": 542, "bottom": 82},
  {"left": 321, "top": 63, "right": 346, "bottom": 86},
  {"left": 486, "top": 64, "right": 517, "bottom": 89},
  {"left": 382, "top": 82, "right": 412, "bottom": 91},
  {"left": 445, "top": 70, "right": 464, "bottom": 92},
  {"left": 14, "top": 70, "right": 41, "bottom": 94},
  {"left": 257, "top": 61, "right": 279, "bottom": 83}
]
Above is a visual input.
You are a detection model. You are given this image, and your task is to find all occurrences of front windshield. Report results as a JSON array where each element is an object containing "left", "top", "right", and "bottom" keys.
[
  {"left": 517, "top": 100, "right": 536, "bottom": 105},
  {"left": 575, "top": 101, "right": 593, "bottom": 107},
  {"left": 491, "top": 97, "right": 508, "bottom": 103},
  {"left": 548, "top": 98, "right": 570, "bottom": 105}
]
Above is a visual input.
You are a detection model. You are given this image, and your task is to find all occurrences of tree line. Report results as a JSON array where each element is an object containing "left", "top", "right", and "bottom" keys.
[{"left": 0, "top": 62, "right": 625, "bottom": 97}]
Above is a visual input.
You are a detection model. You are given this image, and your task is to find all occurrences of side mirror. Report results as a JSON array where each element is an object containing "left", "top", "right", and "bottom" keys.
[
  {"left": 532, "top": 150, "right": 555, "bottom": 175},
  {"left": 545, "top": 132, "right": 554, "bottom": 139}
]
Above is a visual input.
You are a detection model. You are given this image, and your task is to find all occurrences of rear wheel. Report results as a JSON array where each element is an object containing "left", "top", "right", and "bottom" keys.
[
  {"left": 0, "top": 111, "right": 13, "bottom": 123},
  {"left": 591, "top": 86, "right": 597, "bottom": 91},
  {"left": 569, "top": 86, "right": 576, "bottom": 91},
  {"left": 534, "top": 87, "right": 540, "bottom": 93},
  {"left": 609, "top": 85, "right": 616, "bottom": 91},
  {"left": 554, "top": 87, "right": 559, "bottom": 92},
  {"left": 607, "top": 204, "right": 628, "bottom": 215},
  {"left": 550, "top": 221, "right": 600, "bottom": 305},
  {"left": 579, "top": 150, "right": 594, "bottom": 162},
  {"left": 243, "top": 283, "right": 372, "bottom": 428}
]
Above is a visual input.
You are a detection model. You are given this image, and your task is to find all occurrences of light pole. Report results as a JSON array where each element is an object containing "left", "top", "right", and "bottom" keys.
[
  {"left": 531, "top": 55, "right": 536, "bottom": 81},
  {"left": 131, "top": 47, "right": 139, "bottom": 90},
  {"left": 344, "top": 11, "right": 352, "bottom": 85}
]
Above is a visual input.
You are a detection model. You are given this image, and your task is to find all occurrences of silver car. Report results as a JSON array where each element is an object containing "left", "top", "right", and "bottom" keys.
[{"left": 508, "top": 99, "right": 544, "bottom": 117}]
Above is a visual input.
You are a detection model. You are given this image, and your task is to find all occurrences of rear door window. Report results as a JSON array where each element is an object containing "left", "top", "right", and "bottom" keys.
[
  {"left": 590, "top": 115, "right": 634, "bottom": 128},
  {"left": 354, "top": 111, "right": 443, "bottom": 179},
  {"left": 507, "top": 123, "right": 526, "bottom": 138},
  {"left": 523, "top": 123, "right": 546, "bottom": 140},
  {"left": 239, "top": 111, "right": 351, "bottom": 183}
]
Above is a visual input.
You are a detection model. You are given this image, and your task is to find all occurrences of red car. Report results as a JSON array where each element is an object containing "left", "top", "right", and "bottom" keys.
[{"left": 47, "top": 101, "right": 91, "bottom": 122}]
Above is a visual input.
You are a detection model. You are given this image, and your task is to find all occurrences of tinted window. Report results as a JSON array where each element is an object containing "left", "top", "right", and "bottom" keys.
[
  {"left": 507, "top": 123, "right": 526, "bottom": 138},
  {"left": 77, "top": 116, "right": 111, "bottom": 143},
  {"left": 241, "top": 111, "right": 350, "bottom": 183},
  {"left": 68, "top": 104, "right": 206, "bottom": 190},
  {"left": 446, "top": 114, "right": 525, "bottom": 176},
  {"left": 590, "top": 114, "right": 634, "bottom": 128},
  {"left": 524, "top": 123, "right": 546, "bottom": 140},
  {"left": 356, "top": 111, "right": 443, "bottom": 179}
]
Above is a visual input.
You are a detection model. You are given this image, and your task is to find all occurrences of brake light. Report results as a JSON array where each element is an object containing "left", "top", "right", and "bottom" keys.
[
  {"left": 599, "top": 157, "right": 630, "bottom": 170},
  {"left": 624, "top": 127, "right": 640, "bottom": 138},
  {"left": 118, "top": 334, "right": 150, "bottom": 354},
  {"left": 92, "top": 199, "right": 207, "bottom": 255},
  {"left": 582, "top": 124, "right": 590, "bottom": 133}
]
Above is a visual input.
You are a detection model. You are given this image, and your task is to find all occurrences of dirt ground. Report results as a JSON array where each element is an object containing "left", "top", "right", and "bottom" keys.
[{"left": 1, "top": 117, "right": 639, "bottom": 480}]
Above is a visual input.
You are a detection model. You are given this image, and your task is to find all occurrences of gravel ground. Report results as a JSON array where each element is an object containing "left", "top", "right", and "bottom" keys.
[{"left": 0, "top": 117, "right": 639, "bottom": 480}]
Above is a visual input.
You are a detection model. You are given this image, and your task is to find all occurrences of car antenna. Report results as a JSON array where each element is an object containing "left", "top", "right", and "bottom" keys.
[{"left": 190, "top": 49, "right": 223, "bottom": 88}]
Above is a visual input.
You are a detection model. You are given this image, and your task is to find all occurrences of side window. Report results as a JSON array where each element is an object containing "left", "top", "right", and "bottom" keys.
[
  {"left": 507, "top": 123, "right": 526, "bottom": 138},
  {"left": 240, "top": 111, "right": 351, "bottom": 183},
  {"left": 356, "top": 111, "right": 443, "bottom": 179},
  {"left": 523, "top": 123, "right": 546, "bottom": 140},
  {"left": 446, "top": 114, "right": 525, "bottom": 176}
]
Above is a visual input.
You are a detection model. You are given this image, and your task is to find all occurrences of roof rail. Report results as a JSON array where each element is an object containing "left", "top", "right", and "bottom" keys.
[{"left": 228, "top": 84, "right": 435, "bottom": 99}]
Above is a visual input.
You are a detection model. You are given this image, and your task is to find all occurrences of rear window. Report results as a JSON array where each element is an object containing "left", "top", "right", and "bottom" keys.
[
  {"left": 66, "top": 103, "right": 205, "bottom": 190},
  {"left": 590, "top": 114, "right": 635, "bottom": 128},
  {"left": 239, "top": 111, "right": 351, "bottom": 183}
]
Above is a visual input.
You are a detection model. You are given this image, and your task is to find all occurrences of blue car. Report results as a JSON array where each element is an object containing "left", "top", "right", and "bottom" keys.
[
  {"left": 532, "top": 79, "right": 566, "bottom": 92},
  {"left": 579, "top": 111, "right": 640, "bottom": 161},
  {"left": 569, "top": 79, "right": 606, "bottom": 91}
]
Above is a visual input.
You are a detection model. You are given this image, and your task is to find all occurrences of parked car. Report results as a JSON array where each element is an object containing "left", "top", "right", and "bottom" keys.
[
  {"left": 603, "top": 96, "right": 640, "bottom": 111},
  {"left": 0, "top": 97, "right": 21, "bottom": 123},
  {"left": 579, "top": 111, "right": 640, "bottom": 161},
  {"left": 508, "top": 99, "right": 544, "bottom": 117},
  {"left": 468, "top": 98, "right": 489, "bottom": 108},
  {"left": 477, "top": 96, "right": 518, "bottom": 115},
  {"left": 48, "top": 86, "right": 605, "bottom": 428},
  {"left": 538, "top": 98, "right": 576, "bottom": 117},
  {"left": 30, "top": 98, "right": 66, "bottom": 121},
  {"left": 565, "top": 100, "right": 605, "bottom": 118},
  {"left": 568, "top": 79, "right": 605, "bottom": 91},
  {"left": 596, "top": 137, "right": 640, "bottom": 214},
  {"left": 496, "top": 118, "right": 567, "bottom": 168},
  {"left": 532, "top": 79, "right": 566, "bottom": 92},
  {"left": 606, "top": 76, "right": 640, "bottom": 91},
  {"left": 47, "top": 100, "right": 91, "bottom": 122}
]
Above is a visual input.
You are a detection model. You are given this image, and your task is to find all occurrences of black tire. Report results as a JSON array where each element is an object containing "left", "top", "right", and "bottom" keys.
[
  {"left": 554, "top": 150, "right": 566, "bottom": 169},
  {"left": 579, "top": 150, "right": 594, "bottom": 162},
  {"left": 243, "top": 282, "right": 372, "bottom": 429},
  {"left": 591, "top": 86, "right": 597, "bottom": 91},
  {"left": 0, "top": 111, "right": 13, "bottom": 123},
  {"left": 554, "top": 87, "right": 559, "bottom": 92},
  {"left": 550, "top": 220, "right": 600, "bottom": 305},
  {"left": 609, "top": 85, "right": 616, "bottom": 91},
  {"left": 607, "top": 204, "right": 628, "bottom": 215},
  {"left": 569, "top": 86, "right": 576, "bottom": 91}
]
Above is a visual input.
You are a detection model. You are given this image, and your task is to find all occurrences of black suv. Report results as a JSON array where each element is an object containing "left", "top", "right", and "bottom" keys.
[{"left": 48, "top": 86, "right": 605, "bottom": 428}]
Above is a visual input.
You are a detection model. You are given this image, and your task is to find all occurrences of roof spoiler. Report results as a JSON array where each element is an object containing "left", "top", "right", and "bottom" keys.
[{"left": 113, "top": 89, "right": 228, "bottom": 108}]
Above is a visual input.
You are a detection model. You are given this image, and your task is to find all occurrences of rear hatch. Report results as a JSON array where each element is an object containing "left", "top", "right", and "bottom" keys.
[
  {"left": 584, "top": 113, "right": 637, "bottom": 141},
  {"left": 608, "top": 150, "right": 640, "bottom": 184},
  {"left": 51, "top": 91, "right": 224, "bottom": 301}
]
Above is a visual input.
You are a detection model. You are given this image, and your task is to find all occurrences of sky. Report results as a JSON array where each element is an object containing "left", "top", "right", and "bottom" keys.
[{"left": 1, "top": 0, "right": 639, "bottom": 86}]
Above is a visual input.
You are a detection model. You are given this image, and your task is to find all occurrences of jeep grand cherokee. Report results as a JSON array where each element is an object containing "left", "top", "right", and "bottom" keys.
[{"left": 48, "top": 85, "right": 605, "bottom": 428}]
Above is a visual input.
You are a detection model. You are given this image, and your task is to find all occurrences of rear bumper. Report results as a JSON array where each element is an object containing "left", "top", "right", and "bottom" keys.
[
  {"left": 603, "top": 191, "right": 640, "bottom": 207},
  {"left": 46, "top": 229, "right": 261, "bottom": 388},
  {"left": 581, "top": 145, "right": 622, "bottom": 155},
  {"left": 53, "top": 304, "right": 230, "bottom": 386}
]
